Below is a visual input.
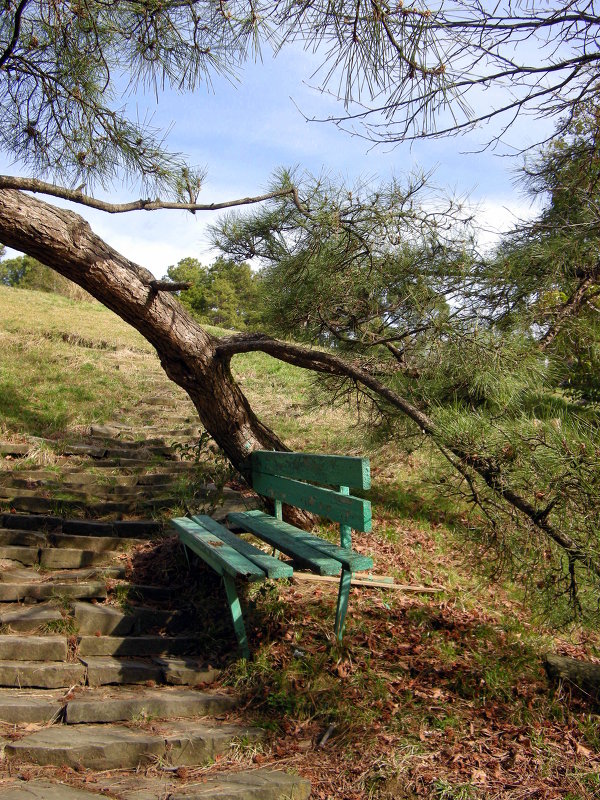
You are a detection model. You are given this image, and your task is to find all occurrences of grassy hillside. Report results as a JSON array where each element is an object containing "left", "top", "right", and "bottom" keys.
[
  {"left": 0, "top": 285, "right": 363, "bottom": 450},
  {"left": 1, "top": 284, "right": 599, "bottom": 799}
]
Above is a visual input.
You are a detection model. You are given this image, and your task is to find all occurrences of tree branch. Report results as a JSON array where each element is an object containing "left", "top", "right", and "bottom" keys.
[
  {"left": 0, "top": 175, "right": 301, "bottom": 214},
  {"left": 215, "top": 332, "right": 600, "bottom": 580},
  {"left": 539, "top": 266, "right": 600, "bottom": 350},
  {"left": 147, "top": 280, "right": 191, "bottom": 292},
  {"left": 0, "top": 0, "right": 31, "bottom": 69}
]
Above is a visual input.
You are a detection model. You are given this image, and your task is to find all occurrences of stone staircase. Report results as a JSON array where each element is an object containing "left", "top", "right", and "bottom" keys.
[
  {"left": 0, "top": 390, "right": 257, "bottom": 521},
  {"left": 0, "top": 391, "right": 308, "bottom": 797},
  {"left": 0, "top": 516, "right": 307, "bottom": 794}
]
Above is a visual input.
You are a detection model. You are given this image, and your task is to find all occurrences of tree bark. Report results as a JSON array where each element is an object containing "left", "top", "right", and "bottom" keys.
[
  {"left": 0, "top": 188, "right": 286, "bottom": 477},
  {"left": 545, "top": 653, "right": 600, "bottom": 703}
]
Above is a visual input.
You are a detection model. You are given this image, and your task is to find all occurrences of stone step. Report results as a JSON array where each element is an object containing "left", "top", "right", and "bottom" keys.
[
  {"left": 0, "top": 546, "right": 39, "bottom": 565},
  {"left": 81, "top": 656, "right": 163, "bottom": 687},
  {"left": 39, "top": 548, "right": 124, "bottom": 569},
  {"left": 0, "top": 660, "right": 85, "bottom": 688},
  {"left": 0, "top": 581, "right": 107, "bottom": 602},
  {"left": 78, "top": 635, "right": 198, "bottom": 657},
  {"left": 5, "top": 495, "right": 178, "bottom": 516},
  {"left": 1, "top": 567, "right": 120, "bottom": 584},
  {"left": 0, "top": 443, "right": 30, "bottom": 456},
  {"left": 0, "top": 780, "right": 102, "bottom": 798},
  {"left": 45, "top": 531, "right": 141, "bottom": 552},
  {"left": 93, "top": 768, "right": 311, "bottom": 800},
  {"left": 0, "top": 635, "right": 67, "bottom": 662},
  {"left": 79, "top": 656, "right": 218, "bottom": 687},
  {"left": 0, "top": 530, "right": 45, "bottom": 547},
  {"left": 64, "top": 687, "right": 234, "bottom": 723},
  {"left": 154, "top": 657, "right": 220, "bottom": 687},
  {"left": 0, "top": 514, "right": 160, "bottom": 539},
  {"left": 0, "top": 479, "right": 174, "bottom": 499},
  {"left": 0, "top": 603, "right": 63, "bottom": 632},
  {"left": 72, "top": 601, "right": 183, "bottom": 636},
  {"left": 0, "top": 688, "right": 63, "bottom": 724},
  {"left": 0, "top": 686, "right": 234, "bottom": 725},
  {"left": 3, "top": 720, "right": 262, "bottom": 769}
]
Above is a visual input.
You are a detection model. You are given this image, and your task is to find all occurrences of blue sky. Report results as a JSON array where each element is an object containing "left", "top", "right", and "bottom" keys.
[{"left": 2, "top": 42, "right": 548, "bottom": 277}]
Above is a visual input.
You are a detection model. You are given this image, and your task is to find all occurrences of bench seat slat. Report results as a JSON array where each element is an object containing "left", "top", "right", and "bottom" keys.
[
  {"left": 171, "top": 517, "right": 266, "bottom": 582},
  {"left": 228, "top": 511, "right": 342, "bottom": 576},
  {"left": 228, "top": 510, "right": 372, "bottom": 574},
  {"left": 252, "top": 473, "right": 372, "bottom": 532},
  {"left": 252, "top": 451, "right": 371, "bottom": 490},
  {"left": 191, "top": 515, "right": 293, "bottom": 579}
]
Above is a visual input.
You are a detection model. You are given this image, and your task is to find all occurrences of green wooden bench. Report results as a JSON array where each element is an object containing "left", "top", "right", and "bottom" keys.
[{"left": 170, "top": 451, "right": 373, "bottom": 658}]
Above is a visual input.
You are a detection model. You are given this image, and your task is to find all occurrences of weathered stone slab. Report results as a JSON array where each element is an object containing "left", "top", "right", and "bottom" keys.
[
  {"left": 128, "top": 606, "right": 184, "bottom": 635},
  {"left": 0, "top": 780, "right": 105, "bottom": 799},
  {"left": 153, "top": 657, "right": 220, "bottom": 687},
  {"left": 0, "top": 581, "right": 106, "bottom": 602},
  {"left": 65, "top": 688, "right": 235, "bottom": 724},
  {"left": 0, "top": 547, "right": 39, "bottom": 565},
  {"left": 72, "top": 602, "right": 133, "bottom": 636},
  {"left": 166, "top": 721, "right": 262, "bottom": 766},
  {"left": 80, "top": 656, "right": 163, "bottom": 687},
  {"left": 0, "top": 690, "right": 63, "bottom": 724},
  {"left": 0, "top": 530, "right": 45, "bottom": 547},
  {"left": 112, "top": 519, "right": 162, "bottom": 537},
  {"left": 40, "top": 548, "right": 123, "bottom": 569},
  {"left": 0, "top": 443, "right": 30, "bottom": 456},
  {"left": 0, "top": 605, "right": 62, "bottom": 632},
  {"left": 60, "top": 444, "right": 107, "bottom": 458},
  {"left": 61, "top": 520, "right": 113, "bottom": 536},
  {"left": 4, "top": 721, "right": 260, "bottom": 769},
  {"left": 47, "top": 532, "right": 137, "bottom": 552},
  {"left": 94, "top": 769, "right": 310, "bottom": 800},
  {"left": 0, "top": 635, "right": 67, "bottom": 662},
  {"left": 0, "top": 661, "right": 84, "bottom": 688},
  {"left": 0, "top": 568, "right": 38, "bottom": 583},
  {"left": 77, "top": 635, "right": 198, "bottom": 658},
  {"left": 216, "top": 769, "right": 311, "bottom": 799},
  {"left": 8, "top": 497, "right": 59, "bottom": 514},
  {"left": 0, "top": 514, "right": 62, "bottom": 532}
]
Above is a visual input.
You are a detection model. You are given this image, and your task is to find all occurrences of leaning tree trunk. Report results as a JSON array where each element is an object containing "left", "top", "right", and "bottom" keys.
[
  {"left": 545, "top": 653, "right": 600, "bottom": 703},
  {"left": 0, "top": 188, "right": 285, "bottom": 476}
]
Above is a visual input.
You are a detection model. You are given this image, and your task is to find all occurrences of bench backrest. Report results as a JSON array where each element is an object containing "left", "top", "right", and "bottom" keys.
[{"left": 250, "top": 451, "right": 372, "bottom": 545}]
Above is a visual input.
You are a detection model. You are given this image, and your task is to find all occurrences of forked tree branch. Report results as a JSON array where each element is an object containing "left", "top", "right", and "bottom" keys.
[{"left": 216, "top": 332, "right": 600, "bottom": 580}]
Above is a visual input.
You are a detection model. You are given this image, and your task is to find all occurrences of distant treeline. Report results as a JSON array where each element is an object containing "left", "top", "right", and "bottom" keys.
[
  {"left": 0, "top": 251, "right": 93, "bottom": 302},
  {"left": 0, "top": 249, "right": 264, "bottom": 332},
  {"left": 163, "top": 257, "right": 263, "bottom": 331}
]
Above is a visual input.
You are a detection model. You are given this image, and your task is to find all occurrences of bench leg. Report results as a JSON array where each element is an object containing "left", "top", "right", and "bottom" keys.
[
  {"left": 334, "top": 569, "right": 352, "bottom": 643},
  {"left": 222, "top": 574, "right": 250, "bottom": 659}
]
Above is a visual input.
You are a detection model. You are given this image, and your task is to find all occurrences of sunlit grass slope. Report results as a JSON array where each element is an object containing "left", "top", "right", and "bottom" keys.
[{"left": 0, "top": 285, "right": 363, "bottom": 451}]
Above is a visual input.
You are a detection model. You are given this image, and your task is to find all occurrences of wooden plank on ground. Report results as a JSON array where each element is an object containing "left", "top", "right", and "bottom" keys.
[
  {"left": 292, "top": 572, "right": 444, "bottom": 592},
  {"left": 228, "top": 511, "right": 343, "bottom": 576},
  {"left": 252, "top": 451, "right": 371, "bottom": 490},
  {"left": 252, "top": 473, "right": 372, "bottom": 532},
  {"left": 170, "top": 517, "right": 266, "bottom": 582},
  {"left": 191, "top": 515, "right": 293, "bottom": 579}
]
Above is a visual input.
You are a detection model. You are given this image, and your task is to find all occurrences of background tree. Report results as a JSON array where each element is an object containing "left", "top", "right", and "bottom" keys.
[
  {"left": 0, "top": 252, "right": 92, "bottom": 299},
  {"left": 165, "top": 256, "right": 262, "bottom": 330}
]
